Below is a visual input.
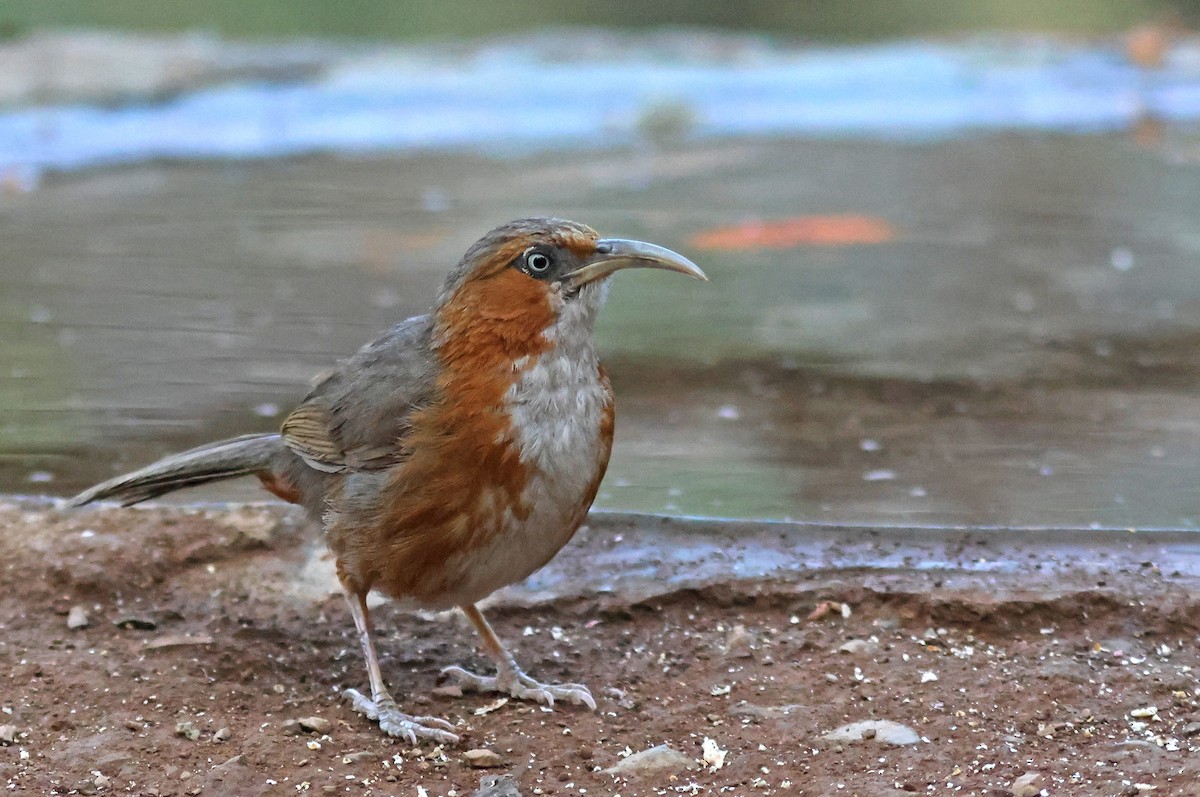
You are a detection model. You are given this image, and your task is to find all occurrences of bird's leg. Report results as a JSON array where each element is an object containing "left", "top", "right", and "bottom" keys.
[
  {"left": 340, "top": 588, "right": 459, "bottom": 743},
  {"left": 441, "top": 604, "right": 596, "bottom": 710}
]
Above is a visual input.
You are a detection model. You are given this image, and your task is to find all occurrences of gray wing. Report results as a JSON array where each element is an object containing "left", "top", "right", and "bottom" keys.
[{"left": 281, "top": 314, "right": 439, "bottom": 473}]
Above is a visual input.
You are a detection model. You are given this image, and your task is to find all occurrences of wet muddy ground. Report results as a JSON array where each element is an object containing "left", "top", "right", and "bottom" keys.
[{"left": 5, "top": 498, "right": 1200, "bottom": 796}]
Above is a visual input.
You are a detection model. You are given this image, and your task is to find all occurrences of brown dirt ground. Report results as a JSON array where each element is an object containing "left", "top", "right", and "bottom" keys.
[{"left": 4, "top": 500, "right": 1200, "bottom": 797}]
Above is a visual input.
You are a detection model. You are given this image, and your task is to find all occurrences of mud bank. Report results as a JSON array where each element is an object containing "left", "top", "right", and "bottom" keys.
[{"left": 3, "top": 499, "right": 1200, "bottom": 794}]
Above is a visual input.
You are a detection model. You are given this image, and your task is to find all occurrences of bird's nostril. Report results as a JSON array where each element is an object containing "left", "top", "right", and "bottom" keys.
[{"left": 593, "top": 241, "right": 613, "bottom": 254}]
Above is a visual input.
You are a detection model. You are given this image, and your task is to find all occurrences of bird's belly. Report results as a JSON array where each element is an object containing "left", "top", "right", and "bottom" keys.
[
  {"left": 431, "top": 470, "right": 596, "bottom": 608},
  {"left": 423, "top": 349, "right": 612, "bottom": 608}
]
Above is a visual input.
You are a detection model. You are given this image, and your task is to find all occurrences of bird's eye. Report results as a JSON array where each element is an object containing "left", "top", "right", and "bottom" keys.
[{"left": 524, "top": 251, "right": 552, "bottom": 274}]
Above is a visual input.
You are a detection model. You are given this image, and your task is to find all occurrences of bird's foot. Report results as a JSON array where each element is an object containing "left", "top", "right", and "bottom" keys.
[
  {"left": 343, "top": 688, "right": 459, "bottom": 744},
  {"left": 441, "top": 664, "right": 596, "bottom": 710}
]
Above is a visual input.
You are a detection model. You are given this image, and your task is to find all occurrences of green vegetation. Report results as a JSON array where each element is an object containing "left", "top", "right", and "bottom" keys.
[{"left": 1, "top": 0, "right": 1196, "bottom": 42}]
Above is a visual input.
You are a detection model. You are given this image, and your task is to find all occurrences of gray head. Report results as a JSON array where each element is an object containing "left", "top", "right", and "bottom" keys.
[{"left": 436, "top": 217, "right": 706, "bottom": 307}]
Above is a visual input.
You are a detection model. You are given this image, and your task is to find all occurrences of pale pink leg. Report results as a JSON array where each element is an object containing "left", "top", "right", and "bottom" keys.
[
  {"left": 341, "top": 589, "right": 459, "bottom": 743},
  {"left": 442, "top": 604, "right": 596, "bottom": 710}
]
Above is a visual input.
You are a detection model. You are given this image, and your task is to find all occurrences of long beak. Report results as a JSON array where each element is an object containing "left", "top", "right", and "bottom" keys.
[{"left": 562, "top": 238, "right": 708, "bottom": 290}]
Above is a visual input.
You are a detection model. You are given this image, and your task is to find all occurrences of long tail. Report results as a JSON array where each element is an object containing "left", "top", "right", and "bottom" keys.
[{"left": 67, "top": 433, "right": 286, "bottom": 507}]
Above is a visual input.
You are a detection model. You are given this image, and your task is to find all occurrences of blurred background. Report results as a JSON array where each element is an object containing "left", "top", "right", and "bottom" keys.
[{"left": 4, "top": 1, "right": 1200, "bottom": 528}]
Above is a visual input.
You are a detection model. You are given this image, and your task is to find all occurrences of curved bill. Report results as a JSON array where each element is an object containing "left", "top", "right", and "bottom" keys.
[{"left": 562, "top": 238, "right": 708, "bottom": 290}]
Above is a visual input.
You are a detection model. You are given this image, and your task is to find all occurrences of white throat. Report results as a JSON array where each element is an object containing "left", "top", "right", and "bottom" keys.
[{"left": 506, "top": 280, "right": 609, "bottom": 473}]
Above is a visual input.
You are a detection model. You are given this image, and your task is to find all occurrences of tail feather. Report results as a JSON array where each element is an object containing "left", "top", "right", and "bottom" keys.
[{"left": 68, "top": 433, "right": 285, "bottom": 507}]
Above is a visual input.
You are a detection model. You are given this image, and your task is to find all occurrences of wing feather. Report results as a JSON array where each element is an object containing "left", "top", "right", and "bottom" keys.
[{"left": 280, "top": 314, "right": 438, "bottom": 473}]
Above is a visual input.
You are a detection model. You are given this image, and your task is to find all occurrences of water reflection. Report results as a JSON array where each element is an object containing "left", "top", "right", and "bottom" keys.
[{"left": 4, "top": 129, "right": 1200, "bottom": 528}]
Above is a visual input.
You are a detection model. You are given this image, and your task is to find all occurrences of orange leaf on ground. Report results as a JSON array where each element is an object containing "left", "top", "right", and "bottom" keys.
[{"left": 689, "top": 215, "right": 895, "bottom": 251}]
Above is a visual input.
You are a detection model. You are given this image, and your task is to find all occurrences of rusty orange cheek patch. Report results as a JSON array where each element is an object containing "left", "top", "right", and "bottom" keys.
[
  {"left": 437, "top": 268, "right": 558, "bottom": 362},
  {"left": 689, "top": 215, "right": 896, "bottom": 250}
]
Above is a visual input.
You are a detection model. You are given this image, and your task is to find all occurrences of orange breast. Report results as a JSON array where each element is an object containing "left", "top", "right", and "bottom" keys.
[{"left": 362, "top": 269, "right": 560, "bottom": 600}]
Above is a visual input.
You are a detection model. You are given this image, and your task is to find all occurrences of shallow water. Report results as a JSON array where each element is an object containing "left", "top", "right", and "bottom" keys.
[
  {"left": 4, "top": 33, "right": 1200, "bottom": 528},
  {"left": 6, "top": 32, "right": 1200, "bottom": 175},
  {"left": 7, "top": 130, "right": 1200, "bottom": 528}
]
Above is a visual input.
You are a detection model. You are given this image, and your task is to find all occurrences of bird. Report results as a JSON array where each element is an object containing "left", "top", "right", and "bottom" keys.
[{"left": 68, "top": 217, "right": 706, "bottom": 744}]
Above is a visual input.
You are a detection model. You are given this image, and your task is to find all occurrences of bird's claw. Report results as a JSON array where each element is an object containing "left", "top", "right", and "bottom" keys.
[
  {"left": 342, "top": 688, "right": 459, "bottom": 744},
  {"left": 441, "top": 665, "right": 597, "bottom": 710}
]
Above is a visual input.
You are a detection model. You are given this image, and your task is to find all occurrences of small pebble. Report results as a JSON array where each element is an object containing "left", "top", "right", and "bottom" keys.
[
  {"left": 838, "top": 639, "right": 871, "bottom": 655},
  {"left": 174, "top": 721, "right": 200, "bottom": 741},
  {"left": 472, "top": 774, "right": 523, "bottom": 797},
  {"left": 67, "top": 605, "right": 90, "bottom": 630},
  {"left": 0, "top": 724, "right": 17, "bottom": 745},
  {"left": 297, "top": 716, "right": 332, "bottom": 734},
  {"left": 432, "top": 685, "right": 464, "bottom": 698},
  {"left": 462, "top": 748, "right": 504, "bottom": 768},
  {"left": 724, "top": 624, "right": 754, "bottom": 658},
  {"left": 1011, "top": 772, "right": 1042, "bottom": 797},
  {"left": 701, "top": 737, "right": 727, "bottom": 770},
  {"left": 213, "top": 727, "right": 232, "bottom": 742},
  {"left": 601, "top": 744, "right": 698, "bottom": 775},
  {"left": 93, "top": 774, "right": 111, "bottom": 789},
  {"left": 603, "top": 686, "right": 638, "bottom": 710}
]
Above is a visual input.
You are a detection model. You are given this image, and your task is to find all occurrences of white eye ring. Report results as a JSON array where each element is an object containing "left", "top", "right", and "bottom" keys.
[{"left": 525, "top": 251, "right": 551, "bottom": 273}]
